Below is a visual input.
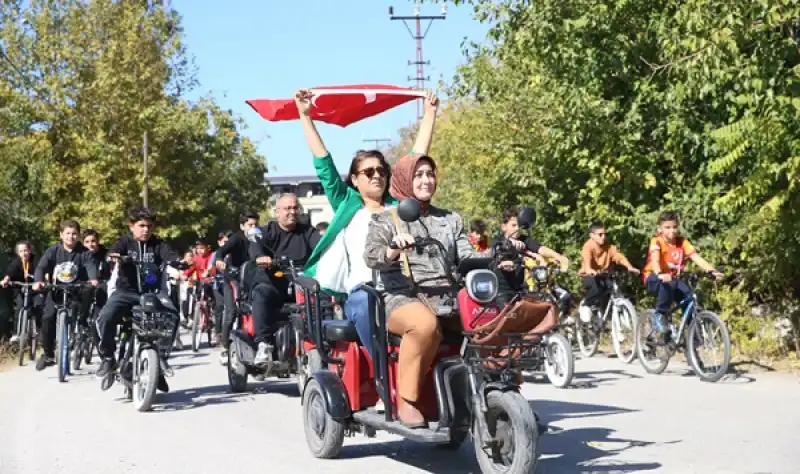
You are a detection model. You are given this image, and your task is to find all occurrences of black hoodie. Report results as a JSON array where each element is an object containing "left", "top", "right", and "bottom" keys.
[
  {"left": 108, "top": 234, "right": 180, "bottom": 294},
  {"left": 34, "top": 243, "right": 97, "bottom": 283},
  {"left": 5, "top": 253, "right": 39, "bottom": 283},
  {"left": 86, "top": 245, "right": 110, "bottom": 281}
]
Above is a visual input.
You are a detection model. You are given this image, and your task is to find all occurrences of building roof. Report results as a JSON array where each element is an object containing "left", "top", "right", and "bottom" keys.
[{"left": 265, "top": 174, "right": 348, "bottom": 186}]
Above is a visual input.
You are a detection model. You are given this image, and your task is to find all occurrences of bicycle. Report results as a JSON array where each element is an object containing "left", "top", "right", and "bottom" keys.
[
  {"left": 635, "top": 271, "right": 732, "bottom": 382},
  {"left": 519, "top": 260, "right": 575, "bottom": 388},
  {"left": 189, "top": 276, "right": 215, "bottom": 352},
  {"left": 575, "top": 268, "right": 639, "bottom": 363},
  {"left": 71, "top": 283, "right": 103, "bottom": 370},
  {"left": 8, "top": 282, "right": 38, "bottom": 366},
  {"left": 43, "top": 280, "right": 91, "bottom": 382}
]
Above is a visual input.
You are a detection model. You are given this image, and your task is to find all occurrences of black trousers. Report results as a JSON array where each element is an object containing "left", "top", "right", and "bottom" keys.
[
  {"left": 96, "top": 290, "right": 178, "bottom": 358},
  {"left": 41, "top": 288, "right": 92, "bottom": 358},
  {"left": 581, "top": 275, "right": 612, "bottom": 308},
  {"left": 251, "top": 280, "right": 287, "bottom": 345}
]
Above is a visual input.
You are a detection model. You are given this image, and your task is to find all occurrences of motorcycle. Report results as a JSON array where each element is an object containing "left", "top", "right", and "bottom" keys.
[
  {"left": 225, "top": 227, "right": 304, "bottom": 392},
  {"left": 298, "top": 199, "right": 547, "bottom": 474},
  {"left": 100, "top": 255, "right": 187, "bottom": 412}
]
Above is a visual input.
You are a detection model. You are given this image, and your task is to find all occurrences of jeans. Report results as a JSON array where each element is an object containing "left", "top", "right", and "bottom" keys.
[
  {"left": 344, "top": 285, "right": 372, "bottom": 359},
  {"left": 645, "top": 273, "right": 691, "bottom": 315}
]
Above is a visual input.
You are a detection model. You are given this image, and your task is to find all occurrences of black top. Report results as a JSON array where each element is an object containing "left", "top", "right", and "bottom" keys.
[
  {"left": 108, "top": 234, "right": 180, "bottom": 293},
  {"left": 249, "top": 221, "right": 321, "bottom": 268},
  {"left": 492, "top": 235, "right": 542, "bottom": 299},
  {"left": 215, "top": 232, "right": 250, "bottom": 269},
  {"left": 5, "top": 254, "right": 39, "bottom": 283},
  {"left": 34, "top": 244, "right": 97, "bottom": 282},
  {"left": 86, "top": 245, "right": 111, "bottom": 281}
]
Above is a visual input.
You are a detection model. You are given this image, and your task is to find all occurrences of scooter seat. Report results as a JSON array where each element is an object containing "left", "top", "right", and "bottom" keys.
[{"left": 323, "top": 320, "right": 359, "bottom": 342}]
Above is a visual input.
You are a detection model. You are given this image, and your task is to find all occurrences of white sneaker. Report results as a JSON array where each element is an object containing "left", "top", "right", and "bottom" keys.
[
  {"left": 579, "top": 305, "right": 594, "bottom": 324},
  {"left": 254, "top": 342, "right": 271, "bottom": 365},
  {"left": 374, "top": 398, "right": 385, "bottom": 413},
  {"left": 9, "top": 335, "right": 19, "bottom": 344}
]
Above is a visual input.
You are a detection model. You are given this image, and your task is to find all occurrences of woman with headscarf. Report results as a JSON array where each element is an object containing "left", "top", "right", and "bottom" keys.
[
  {"left": 295, "top": 88, "right": 439, "bottom": 364},
  {"left": 364, "top": 154, "right": 484, "bottom": 428}
]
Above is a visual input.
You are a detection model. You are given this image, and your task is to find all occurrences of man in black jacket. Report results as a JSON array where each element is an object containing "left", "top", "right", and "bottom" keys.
[
  {"left": 248, "top": 194, "right": 320, "bottom": 365},
  {"left": 95, "top": 206, "right": 181, "bottom": 383},
  {"left": 32, "top": 220, "right": 99, "bottom": 371},
  {"left": 213, "top": 211, "right": 259, "bottom": 362}
]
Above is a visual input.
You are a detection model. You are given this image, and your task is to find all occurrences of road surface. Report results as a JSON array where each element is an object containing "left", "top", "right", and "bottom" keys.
[{"left": 0, "top": 334, "right": 798, "bottom": 474}]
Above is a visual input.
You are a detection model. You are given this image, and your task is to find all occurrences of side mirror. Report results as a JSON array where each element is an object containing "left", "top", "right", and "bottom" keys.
[
  {"left": 397, "top": 198, "right": 421, "bottom": 223},
  {"left": 517, "top": 207, "right": 536, "bottom": 230}
]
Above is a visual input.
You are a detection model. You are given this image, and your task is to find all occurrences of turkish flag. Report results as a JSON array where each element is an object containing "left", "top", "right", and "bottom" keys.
[{"left": 246, "top": 84, "right": 426, "bottom": 127}]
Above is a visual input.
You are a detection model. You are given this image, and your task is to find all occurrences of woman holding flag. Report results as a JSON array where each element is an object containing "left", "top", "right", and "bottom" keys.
[{"left": 295, "top": 88, "right": 439, "bottom": 376}]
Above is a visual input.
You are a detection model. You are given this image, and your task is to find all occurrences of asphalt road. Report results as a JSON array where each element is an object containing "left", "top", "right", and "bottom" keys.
[{"left": 0, "top": 333, "right": 798, "bottom": 474}]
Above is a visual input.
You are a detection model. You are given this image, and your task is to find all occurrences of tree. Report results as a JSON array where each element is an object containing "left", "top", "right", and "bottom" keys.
[
  {"left": 411, "top": 0, "right": 800, "bottom": 354},
  {"left": 0, "top": 0, "right": 269, "bottom": 251}
]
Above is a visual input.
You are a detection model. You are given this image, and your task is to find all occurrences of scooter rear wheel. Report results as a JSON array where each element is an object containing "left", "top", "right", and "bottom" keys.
[{"left": 302, "top": 378, "right": 345, "bottom": 459}]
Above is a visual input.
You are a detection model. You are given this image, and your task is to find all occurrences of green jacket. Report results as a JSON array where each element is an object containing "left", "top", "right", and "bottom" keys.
[{"left": 303, "top": 153, "right": 397, "bottom": 298}]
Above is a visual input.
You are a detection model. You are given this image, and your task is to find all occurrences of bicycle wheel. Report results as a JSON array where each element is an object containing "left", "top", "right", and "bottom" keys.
[
  {"left": 191, "top": 300, "right": 202, "bottom": 352},
  {"left": 56, "top": 311, "right": 70, "bottom": 382},
  {"left": 611, "top": 299, "right": 638, "bottom": 364},
  {"left": 71, "top": 322, "right": 84, "bottom": 371},
  {"left": 575, "top": 306, "right": 600, "bottom": 358},
  {"left": 27, "top": 317, "right": 36, "bottom": 361},
  {"left": 635, "top": 309, "right": 670, "bottom": 375},
  {"left": 17, "top": 310, "right": 28, "bottom": 366},
  {"left": 686, "top": 310, "right": 731, "bottom": 382}
]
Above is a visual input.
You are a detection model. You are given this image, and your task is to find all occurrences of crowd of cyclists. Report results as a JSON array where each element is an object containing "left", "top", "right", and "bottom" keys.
[{"left": 0, "top": 89, "right": 726, "bottom": 424}]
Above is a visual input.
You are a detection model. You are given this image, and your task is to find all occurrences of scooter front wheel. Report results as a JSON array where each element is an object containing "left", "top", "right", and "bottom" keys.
[
  {"left": 133, "top": 348, "right": 159, "bottom": 412},
  {"left": 473, "top": 390, "right": 539, "bottom": 474}
]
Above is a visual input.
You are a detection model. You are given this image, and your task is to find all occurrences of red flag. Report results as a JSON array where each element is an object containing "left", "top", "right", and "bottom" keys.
[{"left": 246, "top": 84, "right": 426, "bottom": 127}]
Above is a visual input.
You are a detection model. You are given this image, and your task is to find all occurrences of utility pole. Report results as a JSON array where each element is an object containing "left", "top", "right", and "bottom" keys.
[
  {"left": 142, "top": 131, "right": 149, "bottom": 208},
  {"left": 389, "top": 4, "right": 447, "bottom": 121},
  {"left": 363, "top": 137, "right": 392, "bottom": 149}
]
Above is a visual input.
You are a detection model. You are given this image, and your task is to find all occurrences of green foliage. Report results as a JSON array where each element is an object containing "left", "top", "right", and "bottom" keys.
[
  {"left": 417, "top": 0, "right": 800, "bottom": 356},
  {"left": 0, "top": 0, "right": 269, "bottom": 254}
]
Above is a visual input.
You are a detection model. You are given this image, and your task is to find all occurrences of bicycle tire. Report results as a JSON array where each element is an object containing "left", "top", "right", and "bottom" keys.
[
  {"left": 17, "top": 310, "right": 28, "bottom": 366},
  {"left": 56, "top": 311, "right": 70, "bottom": 382},
  {"left": 612, "top": 298, "right": 638, "bottom": 364},
  {"left": 687, "top": 310, "right": 731, "bottom": 382}
]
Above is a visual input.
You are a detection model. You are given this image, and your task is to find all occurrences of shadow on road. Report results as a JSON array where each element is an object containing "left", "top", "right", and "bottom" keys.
[
  {"left": 569, "top": 368, "right": 644, "bottom": 388},
  {"left": 532, "top": 399, "right": 637, "bottom": 425},
  {"left": 541, "top": 426, "right": 666, "bottom": 473},
  {"left": 535, "top": 399, "right": 675, "bottom": 473},
  {"left": 152, "top": 380, "right": 300, "bottom": 411},
  {"left": 335, "top": 399, "right": 658, "bottom": 474}
]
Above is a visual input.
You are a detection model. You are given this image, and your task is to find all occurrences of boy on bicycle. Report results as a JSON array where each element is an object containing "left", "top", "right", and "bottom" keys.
[
  {"left": 32, "top": 220, "right": 99, "bottom": 371},
  {"left": 578, "top": 222, "right": 639, "bottom": 323},
  {"left": 643, "top": 211, "right": 723, "bottom": 334}
]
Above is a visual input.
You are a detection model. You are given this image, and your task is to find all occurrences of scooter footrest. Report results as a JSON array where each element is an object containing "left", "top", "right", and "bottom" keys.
[{"left": 352, "top": 411, "right": 451, "bottom": 444}]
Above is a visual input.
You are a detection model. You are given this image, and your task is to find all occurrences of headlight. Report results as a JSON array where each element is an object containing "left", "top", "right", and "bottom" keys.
[
  {"left": 466, "top": 270, "right": 498, "bottom": 304},
  {"left": 54, "top": 262, "right": 78, "bottom": 283},
  {"left": 533, "top": 267, "right": 549, "bottom": 283}
]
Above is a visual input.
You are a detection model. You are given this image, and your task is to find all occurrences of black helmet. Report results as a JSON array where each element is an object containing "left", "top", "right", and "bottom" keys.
[{"left": 517, "top": 207, "right": 536, "bottom": 230}]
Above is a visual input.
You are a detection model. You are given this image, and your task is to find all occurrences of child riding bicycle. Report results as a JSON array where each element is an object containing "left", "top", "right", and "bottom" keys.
[{"left": 642, "top": 211, "right": 723, "bottom": 334}]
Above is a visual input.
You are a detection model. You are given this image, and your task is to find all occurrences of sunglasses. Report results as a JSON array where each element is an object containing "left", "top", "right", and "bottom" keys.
[{"left": 357, "top": 166, "right": 388, "bottom": 179}]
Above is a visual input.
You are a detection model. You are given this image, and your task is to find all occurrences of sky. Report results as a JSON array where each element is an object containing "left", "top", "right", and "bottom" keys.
[{"left": 171, "top": 0, "right": 491, "bottom": 178}]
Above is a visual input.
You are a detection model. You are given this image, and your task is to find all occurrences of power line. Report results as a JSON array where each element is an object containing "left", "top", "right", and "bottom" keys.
[
  {"left": 388, "top": 5, "right": 447, "bottom": 121},
  {"left": 363, "top": 137, "right": 392, "bottom": 149}
]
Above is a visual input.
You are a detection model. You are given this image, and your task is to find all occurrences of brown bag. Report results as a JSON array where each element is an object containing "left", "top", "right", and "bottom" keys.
[{"left": 470, "top": 296, "right": 557, "bottom": 369}]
